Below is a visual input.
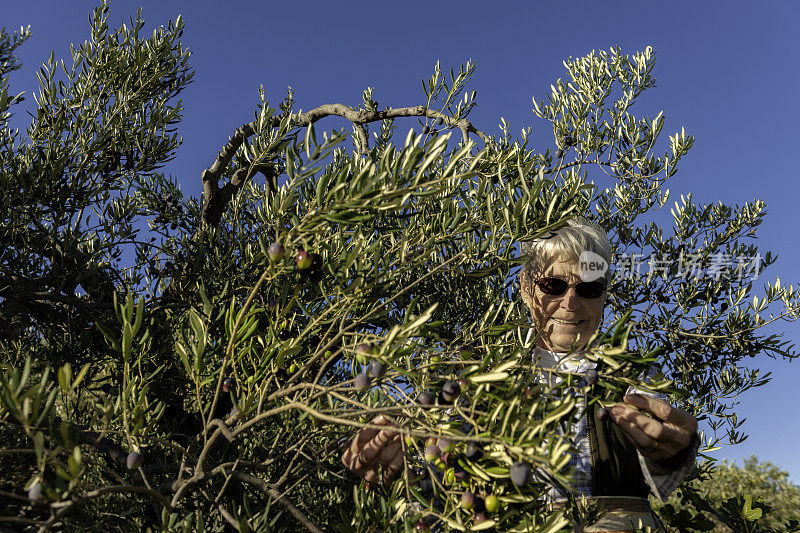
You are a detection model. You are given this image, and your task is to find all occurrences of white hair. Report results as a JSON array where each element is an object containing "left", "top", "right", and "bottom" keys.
[{"left": 519, "top": 218, "right": 613, "bottom": 288}]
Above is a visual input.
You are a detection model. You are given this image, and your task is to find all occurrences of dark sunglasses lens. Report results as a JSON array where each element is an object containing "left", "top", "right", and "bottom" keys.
[
  {"left": 537, "top": 278, "right": 568, "bottom": 295},
  {"left": 576, "top": 281, "right": 605, "bottom": 299}
]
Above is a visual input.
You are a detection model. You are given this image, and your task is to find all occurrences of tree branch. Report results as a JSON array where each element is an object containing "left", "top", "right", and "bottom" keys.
[
  {"left": 197, "top": 103, "right": 489, "bottom": 235},
  {"left": 229, "top": 471, "right": 323, "bottom": 533}
]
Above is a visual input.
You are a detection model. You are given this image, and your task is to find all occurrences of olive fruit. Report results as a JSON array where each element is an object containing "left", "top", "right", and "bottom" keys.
[
  {"left": 564, "top": 135, "right": 576, "bottom": 146},
  {"left": 465, "top": 443, "right": 483, "bottom": 460},
  {"left": 461, "top": 490, "right": 476, "bottom": 509},
  {"left": 437, "top": 437, "right": 454, "bottom": 453},
  {"left": 555, "top": 148, "right": 565, "bottom": 158},
  {"left": 369, "top": 360, "right": 387, "bottom": 379},
  {"left": 485, "top": 493, "right": 499, "bottom": 513},
  {"left": 453, "top": 467, "right": 468, "bottom": 482},
  {"left": 442, "top": 381, "right": 461, "bottom": 403},
  {"left": 28, "top": 483, "right": 43, "bottom": 502},
  {"left": 415, "top": 521, "right": 431, "bottom": 533},
  {"left": 473, "top": 512, "right": 489, "bottom": 524},
  {"left": 417, "top": 391, "right": 435, "bottom": 406},
  {"left": 354, "top": 345, "right": 370, "bottom": 365},
  {"left": 222, "top": 377, "right": 236, "bottom": 393},
  {"left": 457, "top": 377, "right": 469, "bottom": 390},
  {"left": 309, "top": 252, "right": 322, "bottom": 270},
  {"left": 355, "top": 343, "right": 372, "bottom": 363},
  {"left": 422, "top": 125, "right": 430, "bottom": 134},
  {"left": 584, "top": 369, "right": 599, "bottom": 386},
  {"left": 458, "top": 345, "right": 473, "bottom": 360},
  {"left": 268, "top": 242, "right": 285, "bottom": 262},
  {"left": 126, "top": 451, "right": 144, "bottom": 470},
  {"left": 296, "top": 251, "right": 312, "bottom": 270},
  {"left": 596, "top": 406, "right": 610, "bottom": 421},
  {"left": 510, "top": 461, "right": 532, "bottom": 486},
  {"left": 424, "top": 444, "right": 440, "bottom": 462},
  {"left": 354, "top": 373, "right": 371, "bottom": 392}
]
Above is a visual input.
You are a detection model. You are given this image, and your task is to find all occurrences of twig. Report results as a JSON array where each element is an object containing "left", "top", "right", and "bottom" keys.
[{"left": 228, "top": 471, "right": 323, "bottom": 533}]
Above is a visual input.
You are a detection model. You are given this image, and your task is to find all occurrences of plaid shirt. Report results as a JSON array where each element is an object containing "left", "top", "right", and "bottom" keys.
[{"left": 531, "top": 344, "right": 697, "bottom": 503}]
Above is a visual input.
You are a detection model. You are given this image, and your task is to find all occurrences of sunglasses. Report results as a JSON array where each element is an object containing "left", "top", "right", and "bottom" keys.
[{"left": 534, "top": 277, "right": 606, "bottom": 299}]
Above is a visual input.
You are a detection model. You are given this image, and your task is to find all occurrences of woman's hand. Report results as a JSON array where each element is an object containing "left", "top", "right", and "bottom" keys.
[
  {"left": 610, "top": 393, "right": 698, "bottom": 474},
  {"left": 340, "top": 415, "right": 406, "bottom": 487}
]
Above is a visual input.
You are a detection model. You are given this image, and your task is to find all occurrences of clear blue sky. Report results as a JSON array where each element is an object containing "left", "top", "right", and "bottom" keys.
[{"left": 6, "top": 1, "right": 800, "bottom": 481}]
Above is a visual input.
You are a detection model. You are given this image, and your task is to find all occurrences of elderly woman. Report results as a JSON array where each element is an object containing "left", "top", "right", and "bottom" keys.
[{"left": 342, "top": 218, "right": 699, "bottom": 531}]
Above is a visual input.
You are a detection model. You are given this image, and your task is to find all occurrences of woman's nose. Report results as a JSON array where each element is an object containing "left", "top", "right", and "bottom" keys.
[{"left": 560, "top": 287, "right": 580, "bottom": 309}]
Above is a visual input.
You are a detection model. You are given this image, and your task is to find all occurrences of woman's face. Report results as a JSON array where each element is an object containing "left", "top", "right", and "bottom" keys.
[{"left": 522, "top": 254, "right": 605, "bottom": 353}]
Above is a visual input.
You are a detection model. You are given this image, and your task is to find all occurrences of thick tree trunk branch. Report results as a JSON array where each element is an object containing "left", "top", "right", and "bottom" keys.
[{"left": 196, "top": 103, "right": 489, "bottom": 238}]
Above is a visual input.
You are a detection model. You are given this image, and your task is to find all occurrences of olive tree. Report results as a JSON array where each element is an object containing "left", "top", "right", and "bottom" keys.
[
  {"left": 654, "top": 456, "right": 800, "bottom": 532},
  {"left": 1, "top": 3, "right": 798, "bottom": 532}
]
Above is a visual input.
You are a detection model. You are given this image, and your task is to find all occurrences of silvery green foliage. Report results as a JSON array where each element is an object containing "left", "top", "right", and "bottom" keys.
[{"left": 1, "top": 5, "right": 798, "bottom": 532}]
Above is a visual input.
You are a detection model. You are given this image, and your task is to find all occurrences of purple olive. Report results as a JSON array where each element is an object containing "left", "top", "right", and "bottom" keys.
[
  {"left": 222, "top": 377, "right": 236, "bottom": 393},
  {"left": 417, "top": 391, "right": 435, "bottom": 406},
  {"left": 437, "top": 438, "right": 454, "bottom": 453},
  {"left": 555, "top": 148, "right": 565, "bottom": 158},
  {"left": 357, "top": 343, "right": 371, "bottom": 353},
  {"left": 474, "top": 512, "right": 489, "bottom": 524},
  {"left": 126, "top": 451, "right": 144, "bottom": 470},
  {"left": 461, "top": 490, "right": 476, "bottom": 509},
  {"left": 296, "top": 251, "right": 312, "bottom": 270},
  {"left": 424, "top": 444, "right": 440, "bottom": 463},
  {"left": 309, "top": 252, "right": 322, "bottom": 271},
  {"left": 268, "top": 242, "right": 285, "bottom": 262},
  {"left": 597, "top": 406, "right": 610, "bottom": 421},
  {"left": 465, "top": 443, "right": 483, "bottom": 461},
  {"left": 442, "top": 381, "right": 461, "bottom": 403},
  {"left": 369, "top": 360, "right": 387, "bottom": 379},
  {"left": 584, "top": 369, "right": 599, "bottom": 386},
  {"left": 510, "top": 461, "right": 532, "bottom": 486},
  {"left": 415, "top": 521, "right": 431, "bottom": 533},
  {"left": 354, "top": 373, "right": 371, "bottom": 392},
  {"left": 454, "top": 467, "right": 468, "bottom": 482},
  {"left": 27, "top": 483, "right": 43, "bottom": 502}
]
